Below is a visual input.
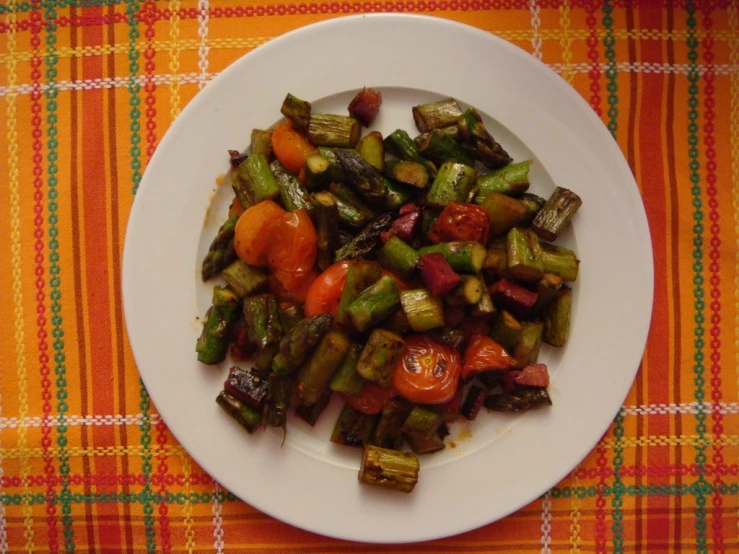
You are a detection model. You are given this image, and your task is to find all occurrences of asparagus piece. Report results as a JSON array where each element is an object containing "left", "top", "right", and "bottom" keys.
[
  {"left": 506, "top": 227, "right": 544, "bottom": 282},
  {"left": 196, "top": 286, "right": 240, "bottom": 365},
  {"left": 359, "top": 445, "right": 420, "bottom": 493},
  {"left": 521, "top": 193, "right": 547, "bottom": 225},
  {"left": 297, "top": 329, "right": 351, "bottom": 406},
  {"left": 231, "top": 165, "right": 254, "bottom": 209},
  {"left": 384, "top": 179, "right": 414, "bottom": 210},
  {"left": 356, "top": 329, "right": 406, "bottom": 388},
  {"left": 540, "top": 243, "right": 580, "bottom": 282},
  {"left": 384, "top": 160, "right": 430, "bottom": 188},
  {"left": 426, "top": 162, "right": 477, "bottom": 209},
  {"left": 242, "top": 294, "right": 282, "bottom": 349},
  {"left": 221, "top": 260, "right": 267, "bottom": 299},
  {"left": 201, "top": 214, "right": 238, "bottom": 281},
  {"left": 334, "top": 213, "right": 394, "bottom": 262},
  {"left": 406, "top": 432, "right": 445, "bottom": 455},
  {"left": 530, "top": 272, "right": 564, "bottom": 315},
  {"left": 280, "top": 93, "right": 311, "bottom": 131},
  {"left": 271, "top": 313, "right": 334, "bottom": 375},
  {"left": 345, "top": 276, "right": 401, "bottom": 332},
  {"left": 414, "top": 125, "right": 460, "bottom": 146},
  {"left": 379, "top": 237, "right": 420, "bottom": 278},
  {"left": 358, "top": 131, "right": 385, "bottom": 171},
  {"left": 304, "top": 153, "right": 331, "bottom": 189},
  {"left": 385, "top": 309, "right": 412, "bottom": 335},
  {"left": 335, "top": 148, "right": 387, "bottom": 204},
  {"left": 419, "top": 129, "right": 475, "bottom": 167},
  {"left": 413, "top": 98, "right": 464, "bottom": 132},
  {"left": 489, "top": 310, "right": 523, "bottom": 351},
  {"left": 278, "top": 301, "right": 304, "bottom": 333},
  {"left": 531, "top": 187, "right": 583, "bottom": 241},
  {"left": 371, "top": 399, "right": 412, "bottom": 450},
  {"left": 480, "top": 192, "right": 529, "bottom": 237},
  {"left": 311, "top": 191, "right": 340, "bottom": 270},
  {"left": 421, "top": 209, "right": 439, "bottom": 236},
  {"left": 253, "top": 343, "right": 279, "bottom": 373},
  {"left": 348, "top": 87, "right": 383, "bottom": 127},
  {"left": 270, "top": 160, "right": 312, "bottom": 212},
  {"left": 308, "top": 114, "right": 361, "bottom": 148},
  {"left": 216, "top": 391, "right": 262, "bottom": 434},
  {"left": 329, "top": 343, "right": 365, "bottom": 395},
  {"left": 445, "top": 275, "right": 484, "bottom": 306},
  {"left": 482, "top": 243, "right": 508, "bottom": 280},
  {"left": 460, "top": 385, "right": 487, "bottom": 420},
  {"left": 384, "top": 129, "right": 436, "bottom": 173},
  {"left": 336, "top": 260, "right": 382, "bottom": 325},
  {"left": 400, "top": 288, "right": 444, "bottom": 332},
  {"left": 456, "top": 107, "right": 512, "bottom": 169},
  {"left": 513, "top": 321, "right": 544, "bottom": 368},
  {"left": 403, "top": 405, "right": 442, "bottom": 435},
  {"left": 470, "top": 276, "right": 496, "bottom": 317},
  {"left": 250, "top": 129, "right": 273, "bottom": 158},
  {"left": 331, "top": 404, "right": 378, "bottom": 447},
  {"left": 295, "top": 388, "right": 332, "bottom": 427},
  {"left": 236, "top": 153, "right": 281, "bottom": 203},
  {"left": 474, "top": 160, "right": 532, "bottom": 202},
  {"left": 543, "top": 285, "right": 572, "bottom": 347},
  {"left": 327, "top": 182, "right": 374, "bottom": 230},
  {"left": 418, "top": 241, "right": 487, "bottom": 273},
  {"left": 266, "top": 373, "right": 293, "bottom": 429},
  {"left": 317, "top": 147, "right": 349, "bottom": 183},
  {"left": 485, "top": 388, "right": 552, "bottom": 412},
  {"left": 224, "top": 366, "right": 269, "bottom": 410}
]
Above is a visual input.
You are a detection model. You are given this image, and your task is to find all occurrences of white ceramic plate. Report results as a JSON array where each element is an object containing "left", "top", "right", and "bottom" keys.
[{"left": 123, "top": 14, "right": 653, "bottom": 543}]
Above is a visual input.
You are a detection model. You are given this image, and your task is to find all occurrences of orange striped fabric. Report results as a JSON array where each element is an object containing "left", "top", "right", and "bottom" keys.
[{"left": 1, "top": 1, "right": 738, "bottom": 552}]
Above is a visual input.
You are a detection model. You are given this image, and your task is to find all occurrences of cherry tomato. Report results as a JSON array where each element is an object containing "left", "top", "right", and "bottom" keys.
[
  {"left": 234, "top": 200, "right": 285, "bottom": 266},
  {"left": 392, "top": 335, "right": 461, "bottom": 404},
  {"left": 462, "top": 335, "right": 516, "bottom": 379},
  {"left": 269, "top": 268, "right": 318, "bottom": 304},
  {"left": 341, "top": 383, "right": 396, "bottom": 415},
  {"left": 266, "top": 209, "right": 317, "bottom": 275},
  {"left": 271, "top": 120, "right": 315, "bottom": 175},
  {"left": 428, "top": 201, "right": 490, "bottom": 244},
  {"left": 303, "top": 261, "right": 351, "bottom": 317}
]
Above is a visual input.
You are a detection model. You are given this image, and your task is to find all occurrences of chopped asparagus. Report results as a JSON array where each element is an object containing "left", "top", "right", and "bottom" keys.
[
  {"left": 334, "top": 213, "right": 394, "bottom": 262},
  {"left": 311, "top": 191, "right": 340, "bottom": 270},
  {"left": 543, "top": 285, "right": 572, "bottom": 347},
  {"left": 331, "top": 404, "right": 378, "bottom": 447},
  {"left": 280, "top": 93, "right": 311, "bottom": 131},
  {"left": 419, "top": 129, "right": 475, "bottom": 166},
  {"left": 402, "top": 405, "right": 442, "bottom": 436},
  {"left": 474, "top": 160, "right": 532, "bottom": 202},
  {"left": 400, "top": 289, "right": 444, "bottom": 332},
  {"left": 521, "top": 193, "right": 547, "bottom": 225},
  {"left": 371, "top": 399, "right": 412, "bottom": 450},
  {"left": 513, "top": 321, "right": 544, "bottom": 368},
  {"left": 327, "top": 182, "right": 374, "bottom": 230},
  {"left": 271, "top": 313, "right": 334, "bottom": 375},
  {"left": 480, "top": 192, "right": 529, "bottom": 237},
  {"left": 295, "top": 389, "right": 332, "bottom": 426},
  {"left": 485, "top": 388, "right": 552, "bottom": 412},
  {"left": 250, "top": 129, "right": 273, "bottom": 158},
  {"left": 531, "top": 272, "right": 564, "bottom": 315},
  {"left": 506, "top": 227, "right": 544, "bottom": 282},
  {"left": 236, "top": 153, "right": 281, "bottom": 203},
  {"left": 384, "top": 179, "right": 414, "bottom": 210},
  {"left": 426, "top": 162, "right": 477, "bottom": 209},
  {"left": 270, "top": 160, "right": 312, "bottom": 212},
  {"left": 242, "top": 294, "right": 282, "bottom": 349},
  {"left": 540, "top": 243, "right": 580, "bottom": 282},
  {"left": 489, "top": 310, "right": 523, "bottom": 351},
  {"left": 336, "top": 260, "right": 382, "bottom": 325},
  {"left": 531, "top": 187, "right": 583, "bottom": 241},
  {"left": 356, "top": 329, "right": 406, "bottom": 388},
  {"left": 470, "top": 276, "right": 496, "bottom": 317},
  {"left": 359, "top": 445, "right": 420, "bottom": 493},
  {"left": 413, "top": 98, "right": 464, "bottom": 132},
  {"left": 418, "top": 241, "right": 486, "bottom": 273},
  {"left": 456, "top": 107, "right": 512, "bottom": 169},
  {"left": 345, "top": 275, "right": 401, "bottom": 332},
  {"left": 221, "top": 260, "right": 268, "bottom": 299},
  {"left": 379, "top": 236, "right": 420, "bottom": 278},
  {"left": 277, "top": 301, "right": 303, "bottom": 332},
  {"left": 329, "top": 343, "right": 365, "bottom": 395},
  {"left": 384, "top": 129, "right": 436, "bottom": 173},
  {"left": 414, "top": 125, "right": 460, "bottom": 146},
  {"left": 266, "top": 374, "right": 293, "bottom": 429},
  {"left": 483, "top": 243, "right": 508, "bottom": 280},
  {"left": 297, "top": 328, "right": 351, "bottom": 406},
  {"left": 304, "top": 153, "right": 332, "bottom": 189},
  {"left": 253, "top": 344, "right": 279, "bottom": 372},
  {"left": 334, "top": 148, "right": 387, "bottom": 204},
  {"left": 216, "top": 391, "right": 262, "bottom": 434},
  {"left": 445, "top": 275, "right": 484, "bottom": 306},
  {"left": 317, "top": 147, "right": 349, "bottom": 183},
  {"left": 384, "top": 160, "right": 430, "bottom": 188},
  {"left": 384, "top": 309, "right": 412, "bottom": 335},
  {"left": 358, "top": 131, "right": 385, "bottom": 171},
  {"left": 308, "top": 114, "right": 361, "bottom": 148},
  {"left": 201, "top": 214, "right": 238, "bottom": 281},
  {"left": 196, "top": 286, "right": 240, "bottom": 365}
]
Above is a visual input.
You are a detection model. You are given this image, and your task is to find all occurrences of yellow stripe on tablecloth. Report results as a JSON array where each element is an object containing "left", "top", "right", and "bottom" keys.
[
  {"left": 3, "top": 3, "right": 35, "bottom": 552},
  {"left": 558, "top": 0, "right": 573, "bottom": 83}
]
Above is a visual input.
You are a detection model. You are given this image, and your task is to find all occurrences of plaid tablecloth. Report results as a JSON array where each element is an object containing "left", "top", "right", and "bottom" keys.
[{"left": 1, "top": 1, "right": 738, "bottom": 552}]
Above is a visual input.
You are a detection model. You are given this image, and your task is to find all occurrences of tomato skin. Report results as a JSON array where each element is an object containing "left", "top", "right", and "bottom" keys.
[
  {"left": 271, "top": 120, "right": 315, "bottom": 175},
  {"left": 462, "top": 335, "right": 516, "bottom": 378},
  {"left": 234, "top": 200, "right": 286, "bottom": 266},
  {"left": 266, "top": 209, "right": 317, "bottom": 275},
  {"left": 269, "top": 268, "right": 318, "bottom": 303},
  {"left": 341, "top": 383, "right": 396, "bottom": 415},
  {"left": 392, "top": 335, "right": 461, "bottom": 404},
  {"left": 428, "top": 201, "right": 490, "bottom": 244},
  {"left": 303, "top": 261, "right": 351, "bottom": 317}
]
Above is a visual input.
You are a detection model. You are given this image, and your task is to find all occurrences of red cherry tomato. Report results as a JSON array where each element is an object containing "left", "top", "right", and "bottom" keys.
[
  {"left": 392, "top": 335, "right": 461, "bottom": 404},
  {"left": 341, "top": 383, "right": 396, "bottom": 415},
  {"left": 462, "top": 335, "right": 516, "bottom": 378},
  {"left": 303, "top": 261, "right": 351, "bottom": 317}
]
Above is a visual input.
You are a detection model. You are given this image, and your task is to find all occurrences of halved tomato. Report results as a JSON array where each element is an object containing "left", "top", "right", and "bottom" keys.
[
  {"left": 233, "top": 200, "right": 285, "bottom": 266},
  {"left": 303, "top": 261, "right": 351, "bottom": 317},
  {"left": 341, "top": 383, "right": 396, "bottom": 415}
]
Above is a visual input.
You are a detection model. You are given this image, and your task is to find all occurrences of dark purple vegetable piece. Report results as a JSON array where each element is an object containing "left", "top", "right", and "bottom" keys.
[
  {"left": 460, "top": 385, "right": 487, "bottom": 420},
  {"left": 489, "top": 279, "right": 538, "bottom": 318},
  {"left": 418, "top": 252, "right": 461, "bottom": 296},
  {"left": 224, "top": 366, "right": 270, "bottom": 411},
  {"left": 348, "top": 87, "right": 383, "bottom": 127}
]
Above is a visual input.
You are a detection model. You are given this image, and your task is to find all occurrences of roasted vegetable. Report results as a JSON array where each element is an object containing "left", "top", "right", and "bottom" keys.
[
  {"left": 308, "top": 114, "right": 361, "bottom": 148},
  {"left": 221, "top": 260, "right": 268, "bottom": 299},
  {"left": 280, "top": 93, "right": 311, "bottom": 131},
  {"left": 428, "top": 327, "right": 466, "bottom": 350},
  {"left": 304, "top": 153, "right": 331, "bottom": 189},
  {"left": 543, "top": 285, "right": 572, "bottom": 347},
  {"left": 384, "top": 129, "right": 436, "bottom": 173},
  {"left": 358, "top": 131, "right": 384, "bottom": 171},
  {"left": 334, "top": 213, "right": 394, "bottom": 262},
  {"left": 474, "top": 160, "right": 532, "bottom": 202},
  {"left": 512, "top": 321, "right": 544, "bottom": 368},
  {"left": 461, "top": 334, "right": 516, "bottom": 378},
  {"left": 504, "top": 363, "right": 550, "bottom": 389},
  {"left": 506, "top": 227, "right": 544, "bottom": 282},
  {"left": 250, "top": 129, "right": 273, "bottom": 158},
  {"left": 419, "top": 129, "right": 475, "bottom": 166},
  {"left": 426, "top": 162, "right": 477, "bottom": 210},
  {"left": 271, "top": 313, "right": 333, "bottom": 375},
  {"left": 335, "top": 148, "right": 387, "bottom": 204},
  {"left": 379, "top": 236, "right": 420, "bottom": 278},
  {"left": 418, "top": 241, "right": 486, "bottom": 273},
  {"left": 295, "top": 389, "right": 332, "bottom": 426},
  {"left": 345, "top": 275, "right": 401, "bottom": 332},
  {"left": 271, "top": 159, "right": 312, "bottom": 212},
  {"left": 385, "top": 309, "right": 412, "bottom": 336},
  {"left": 480, "top": 192, "right": 529, "bottom": 237},
  {"left": 242, "top": 294, "right": 282, "bottom": 349},
  {"left": 400, "top": 289, "right": 444, "bottom": 332},
  {"left": 311, "top": 191, "right": 340, "bottom": 270},
  {"left": 384, "top": 160, "right": 430, "bottom": 188},
  {"left": 381, "top": 205, "right": 420, "bottom": 243},
  {"left": 531, "top": 272, "right": 564, "bottom": 315},
  {"left": 402, "top": 406, "right": 445, "bottom": 454},
  {"left": 348, "top": 87, "right": 382, "bottom": 127},
  {"left": 489, "top": 278, "right": 538, "bottom": 319},
  {"left": 384, "top": 179, "right": 414, "bottom": 210},
  {"left": 428, "top": 201, "right": 490, "bottom": 244},
  {"left": 297, "top": 328, "right": 351, "bottom": 406},
  {"left": 336, "top": 260, "right": 382, "bottom": 325},
  {"left": 201, "top": 214, "right": 238, "bottom": 281},
  {"left": 413, "top": 98, "right": 464, "bottom": 132},
  {"left": 216, "top": 391, "right": 262, "bottom": 434},
  {"left": 235, "top": 153, "right": 281, "bottom": 204},
  {"left": 253, "top": 343, "right": 280, "bottom": 372},
  {"left": 359, "top": 445, "right": 420, "bottom": 493},
  {"left": 356, "top": 329, "right": 406, "bottom": 388},
  {"left": 532, "top": 187, "right": 583, "bottom": 241},
  {"left": 371, "top": 399, "right": 412, "bottom": 450},
  {"left": 196, "top": 286, "right": 241, "bottom": 365},
  {"left": 331, "top": 404, "right": 378, "bottom": 447},
  {"left": 266, "top": 374, "right": 293, "bottom": 429},
  {"left": 329, "top": 343, "right": 365, "bottom": 395},
  {"left": 521, "top": 193, "right": 547, "bottom": 225},
  {"left": 540, "top": 243, "right": 580, "bottom": 282},
  {"left": 470, "top": 275, "right": 496, "bottom": 317},
  {"left": 224, "top": 366, "right": 269, "bottom": 410},
  {"left": 328, "top": 182, "right": 374, "bottom": 230},
  {"left": 456, "top": 107, "right": 512, "bottom": 169},
  {"left": 485, "top": 387, "right": 552, "bottom": 412},
  {"left": 460, "top": 385, "right": 486, "bottom": 420},
  {"left": 482, "top": 243, "right": 508, "bottom": 281},
  {"left": 414, "top": 125, "right": 459, "bottom": 146},
  {"left": 445, "top": 275, "right": 484, "bottom": 306},
  {"left": 418, "top": 252, "right": 461, "bottom": 296},
  {"left": 489, "top": 310, "right": 523, "bottom": 351}
]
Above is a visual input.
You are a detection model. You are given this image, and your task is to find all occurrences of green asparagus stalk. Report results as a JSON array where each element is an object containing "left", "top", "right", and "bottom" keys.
[
  {"left": 266, "top": 374, "right": 293, "bottom": 429},
  {"left": 201, "top": 214, "right": 238, "bottom": 281},
  {"left": 231, "top": 166, "right": 254, "bottom": 209},
  {"left": 426, "top": 162, "right": 477, "bottom": 209},
  {"left": 250, "top": 129, "right": 273, "bottom": 158},
  {"left": 331, "top": 404, "right": 378, "bottom": 447},
  {"left": 196, "top": 286, "right": 241, "bottom": 365},
  {"left": 311, "top": 191, "right": 340, "bottom": 270},
  {"left": 371, "top": 399, "right": 412, "bottom": 450},
  {"left": 329, "top": 343, "right": 365, "bottom": 395},
  {"left": 356, "top": 329, "right": 406, "bottom": 388},
  {"left": 531, "top": 272, "right": 564, "bottom": 315},
  {"left": 456, "top": 107, "right": 512, "bottom": 169},
  {"left": 308, "top": 114, "right": 361, "bottom": 148},
  {"left": 413, "top": 98, "right": 464, "bottom": 132},
  {"left": 242, "top": 294, "right": 282, "bottom": 349},
  {"left": 512, "top": 321, "right": 544, "bottom": 369},
  {"left": 280, "top": 93, "right": 311, "bottom": 131},
  {"left": 400, "top": 288, "right": 444, "bottom": 332},
  {"left": 383, "top": 160, "right": 430, "bottom": 188},
  {"left": 384, "top": 179, "right": 414, "bottom": 210},
  {"left": 253, "top": 343, "right": 279, "bottom": 372},
  {"left": 327, "top": 182, "right": 374, "bottom": 230},
  {"left": 385, "top": 309, "right": 412, "bottom": 335},
  {"left": 482, "top": 244, "right": 508, "bottom": 280},
  {"left": 270, "top": 160, "right": 312, "bottom": 212},
  {"left": 277, "top": 301, "right": 304, "bottom": 333},
  {"left": 406, "top": 432, "right": 446, "bottom": 455},
  {"left": 421, "top": 209, "right": 439, "bottom": 236},
  {"left": 489, "top": 310, "right": 523, "bottom": 351},
  {"left": 403, "top": 405, "right": 442, "bottom": 434},
  {"left": 384, "top": 129, "right": 436, "bottom": 173},
  {"left": 474, "top": 160, "right": 532, "bottom": 202},
  {"left": 271, "top": 313, "right": 334, "bottom": 376},
  {"left": 470, "top": 274, "right": 496, "bottom": 317},
  {"left": 335, "top": 148, "right": 387, "bottom": 205},
  {"left": 216, "top": 391, "right": 262, "bottom": 433},
  {"left": 336, "top": 260, "right": 382, "bottom": 325},
  {"left": 445, "top": 275, "right": 484, "bottom": 306},
  {"left": 221, "top": 260, "right": 268, "bottom": 298},
  {"left": 345, "top": 275, "right": 401, "bottom": 332},
  {"left": 543, "top": 285, "right": 572, "bottom": 347},
  {"left": 418, "top": 241, "right": 487, "bottom": 273},
  {"left": 485, "top": 388, "right": 552, "bottom": 412},
  {"left": 540, "top": 243, "right": 580, "bottom": 282},
  {"left": 414, "top": 125, "right": 460, "bottom": 146},
  {"left": 334, "top": 213, "right": 393, "bottom": 262},
  {"left": 359, "top": 445, "right": 420, "bottom": 493},
  {"left": 317, "top": 147, "right": 349, "bottom": 183},
  {"left": 358, "top": 131, "right": 385, "bottom": 171},
  {"left": 506, "top": 227, "right": 544, "bottom": 282},
  {"left": 295, "top": 389, "right": 332, "bottom": 427},
  {"left": 297, "top": 328, "right": 351, "bottom": 406},
  {"left": 480, "top": 192, "right": 529, "bottom": 237},
  {"left": 419, "top": 129, "right": 475, "bottom": 167},
  {"left": 304, "top": 153, "right": 332, "bottom": 189},
  {"left": 531, "top": 187, "right": 583, "bottom": 241},
  {"left": 378, "top": 237, "right": 420, "bottom": 278},
  {"left": 236, "top": 153, "right": 281, "bottom": 203},
  {"left": 520, "top": 193, "right": 547, "bottom": 225}
]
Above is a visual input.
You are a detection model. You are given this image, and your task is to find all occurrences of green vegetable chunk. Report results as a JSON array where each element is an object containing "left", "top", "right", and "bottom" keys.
[{"left": 356, "top": 329, "right": 406, "bottom": 388}]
